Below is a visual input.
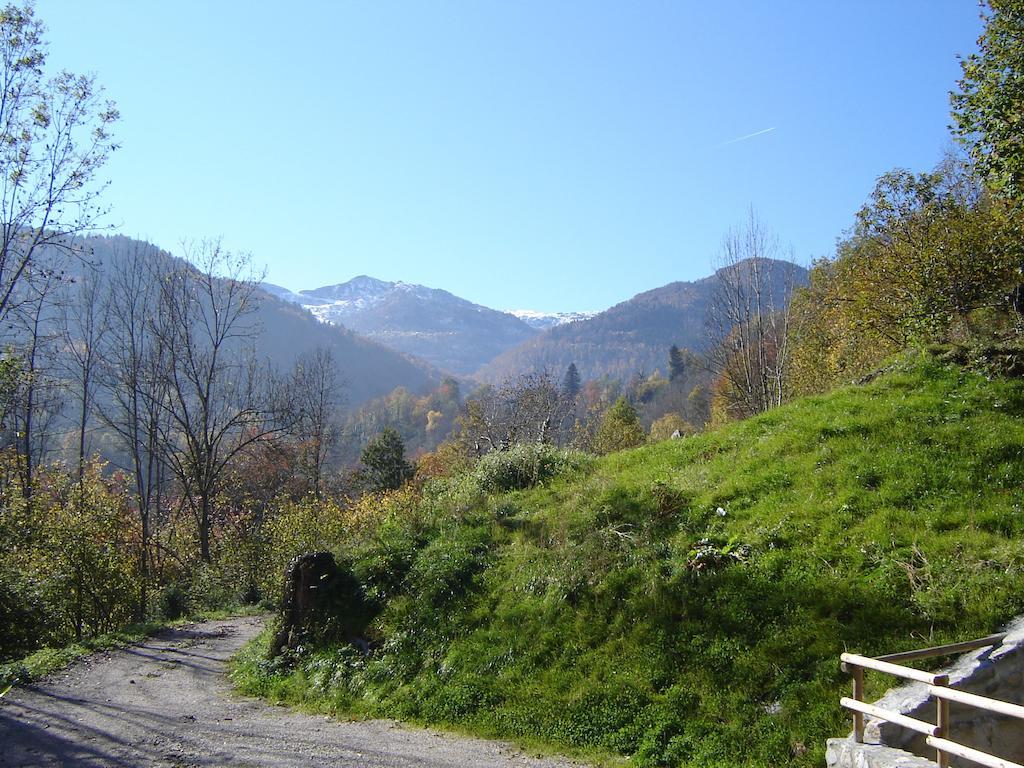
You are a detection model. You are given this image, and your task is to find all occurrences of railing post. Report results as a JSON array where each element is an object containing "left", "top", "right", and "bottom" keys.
[
  {"left": 852, "top": 665, "right": 865, "bottom": 743},
  {"left": 936, "top": 690, "right": 950, "bottom": 768}
]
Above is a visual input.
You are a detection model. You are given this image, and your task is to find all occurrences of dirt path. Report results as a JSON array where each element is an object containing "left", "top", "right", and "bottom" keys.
[{"left": 0, "top": 617, "right": 585, "bottom": 768}]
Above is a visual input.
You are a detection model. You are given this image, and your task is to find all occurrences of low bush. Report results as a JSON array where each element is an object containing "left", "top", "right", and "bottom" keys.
[
  {"left": 156, "top": 583, "right": 189, "bottom": 621},
  {"left": 471, "top": 443, "right": 592, "bottom": 492}
]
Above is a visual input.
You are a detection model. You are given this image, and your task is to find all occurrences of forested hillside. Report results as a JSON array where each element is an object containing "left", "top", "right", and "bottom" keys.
[{"left": 476, "top": 259, "right": 806, "bottom": 384}]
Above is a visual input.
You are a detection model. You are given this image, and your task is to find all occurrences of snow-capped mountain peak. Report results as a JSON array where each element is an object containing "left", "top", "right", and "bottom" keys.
[
  {"left": 299, "top": 275, "right": 394, "bottom": 304},
  {"left": 507, "top": 309, "right": 597, "bottom": 330},
  {"left": 257, "top": 275, "right": 544, "bottom": 375}
]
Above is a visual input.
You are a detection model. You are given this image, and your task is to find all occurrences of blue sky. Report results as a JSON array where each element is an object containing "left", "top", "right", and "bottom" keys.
[{"left": 36, "top": 1, "right": 981, "bottom": 313}]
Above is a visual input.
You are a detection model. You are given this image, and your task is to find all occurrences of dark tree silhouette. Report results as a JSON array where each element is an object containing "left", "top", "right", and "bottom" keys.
[
  {"left": 359, "top": 427, "right": 414, "bottom": 492},
  {"left": 561, "top": 362, "right": 581, "bottom": 400}
]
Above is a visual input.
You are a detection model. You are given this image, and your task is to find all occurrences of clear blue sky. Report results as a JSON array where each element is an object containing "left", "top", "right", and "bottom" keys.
[{"left": 36, "top": 1, "right": 981, "bottom": 313}]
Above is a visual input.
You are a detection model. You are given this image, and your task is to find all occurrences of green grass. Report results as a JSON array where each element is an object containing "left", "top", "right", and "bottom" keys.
[{"left": 234, "top": 354, "right": 1024, "bottom": 767}]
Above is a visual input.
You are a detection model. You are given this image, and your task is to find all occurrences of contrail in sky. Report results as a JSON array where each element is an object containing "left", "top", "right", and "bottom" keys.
[{"left": 715, "top": 126, "right": 777, "bottom": 148}]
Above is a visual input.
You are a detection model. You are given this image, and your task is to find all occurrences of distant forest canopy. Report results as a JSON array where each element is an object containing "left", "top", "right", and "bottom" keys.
[{"left": 341, "top": 255, "right": 806, "bottom": 462}]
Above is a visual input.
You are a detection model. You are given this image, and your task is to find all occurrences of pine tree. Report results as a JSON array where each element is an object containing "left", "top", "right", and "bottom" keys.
[
  {"left": 359, "top": 428, "right": 414, "bottom": 491},
  {"left": 668, "top": 345, "right": 686, "bottom": 382},
  {"left": 561, "top": 362, "right": 581, "bottom": 400}
]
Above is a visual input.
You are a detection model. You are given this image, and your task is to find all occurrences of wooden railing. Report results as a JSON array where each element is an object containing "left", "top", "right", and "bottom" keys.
[{"left": 840, "top": 633, "right": 1024, "bottom": 768}]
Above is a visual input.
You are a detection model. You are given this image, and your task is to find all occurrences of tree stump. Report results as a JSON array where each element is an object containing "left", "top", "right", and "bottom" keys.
[
  {"left": 269, "top": 551, "right": 339, "bottom": 658},
  {"left": 268, "top": 551, "right": 373, "bottom": 658}
]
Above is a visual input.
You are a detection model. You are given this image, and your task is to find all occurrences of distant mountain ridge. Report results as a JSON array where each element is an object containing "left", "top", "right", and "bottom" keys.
[
  {"left": 264, "top": 277, "right": 563, "bottom": 376},
  {"left": 476, "top": 259, "right": 808, "bottom": 383},
  {"left": 261, "top": 260, "right": 805, "bottom": 384}
]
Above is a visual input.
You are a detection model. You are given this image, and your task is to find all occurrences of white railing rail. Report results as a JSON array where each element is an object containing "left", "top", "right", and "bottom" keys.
[{"left": 840, "top": 634, "right": 1022, "bottom": 768}]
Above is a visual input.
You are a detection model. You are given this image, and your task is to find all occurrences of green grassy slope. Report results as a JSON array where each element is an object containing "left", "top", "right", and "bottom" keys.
[{"left": 236, "top": 355, "right": 1024, "bottom": 767}]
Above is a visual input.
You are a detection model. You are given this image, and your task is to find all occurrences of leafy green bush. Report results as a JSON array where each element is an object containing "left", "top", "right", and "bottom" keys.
[
  {"left": 471, "top": 443, "right": 592, "bottom": 492},
  {"left": 0, "top": 569, "right": 58, "bottom": 662},
  {"left": 186, "top": 565, "right": 243, "bottom": 614},
  {"left": 156, "top": 583, "right": 189, "bottom": 620},
  {"left": 0, "top": 457, "right": 140, "bottom": 659}
]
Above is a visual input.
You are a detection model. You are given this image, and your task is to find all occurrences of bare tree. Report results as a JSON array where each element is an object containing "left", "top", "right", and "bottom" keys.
[
  {"left": 154, "top": 241, "right": 286, "bottom": 563},
  {"left": 59, "top": 261, "right": 110, "bottom": 484},
  {"left": 98, "top": 241, "right": 173, "bottom": 616},
  {"left": 289, "top": 347, "right": 345, "bottom": 499},
  {"left": 706, "top": 210, "right": 797, "bottom": 419},
  {"left": 9, "top": 263, "right": 63, "bottom": 496},
  {"left": 0, "top": 4, "right": 118, "bottom": 328},
  {"left": 462, "top": 372, "right": 570, "bottom": 454}
]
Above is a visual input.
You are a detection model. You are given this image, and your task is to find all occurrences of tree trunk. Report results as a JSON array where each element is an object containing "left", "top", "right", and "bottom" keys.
[
  {"left": 199, "top": 493, "right": 212, "bottom": 563},
  {"left": 74, "top": 566, "right": 83, "bottom": 642},
  {"left": 139, "top": 512, "right": 149, "bottom": 619}
]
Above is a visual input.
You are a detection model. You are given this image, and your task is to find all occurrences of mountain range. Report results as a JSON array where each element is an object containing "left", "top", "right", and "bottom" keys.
[
  {"left": 262, "top": 277, "right": 575, "bottom": 375},
  {"left": 266, "top": 260, "right": 807, "bottom": 386},
  {"left": 53, "top": 239, "right": 808, "bottom": 412}
]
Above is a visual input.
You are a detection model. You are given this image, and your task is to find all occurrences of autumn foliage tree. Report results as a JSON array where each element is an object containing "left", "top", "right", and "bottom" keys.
[
  {"left": 649, "top": 412, "right": 694, "bottom": 442},
  {"left": 593, "top": 396, "right": 646, "bottom": 454},
  {"left": 952, "top": 0, "right": 1024, "bottom": 204},
  {"left": 788, "top": 156, "right": 1022, "bottom": 395}
]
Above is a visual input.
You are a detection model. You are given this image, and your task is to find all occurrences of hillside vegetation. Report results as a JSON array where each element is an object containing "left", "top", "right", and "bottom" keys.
[
  {"left": 235, "top": 354, "right": 1024, "bottom": 767},
  {"left": 475, "top": 260, "right": 806, "bottom": 385}
]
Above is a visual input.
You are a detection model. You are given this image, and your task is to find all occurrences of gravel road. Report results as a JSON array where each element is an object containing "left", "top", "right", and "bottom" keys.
[{"left": 0, "top": 616, "right": 584, "bottom": 768}]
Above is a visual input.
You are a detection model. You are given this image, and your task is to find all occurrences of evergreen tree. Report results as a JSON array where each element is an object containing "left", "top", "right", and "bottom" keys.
[
  {"left": 668, "top": 345, "right": 686, "bottom": 381},
  {"left": 561, "top": 362, "right": 581, "bottom": 400},
  {"left": 359, "top": 427, "right": 414, "bottom": 492}
]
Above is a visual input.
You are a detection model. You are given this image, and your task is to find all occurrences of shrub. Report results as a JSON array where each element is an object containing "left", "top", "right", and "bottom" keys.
[
  {"left": 594, "top": 397, "right": 647, "bottom": 454},
  {"left": 649, "top": 412, "right": 696, "bottom": 442},
  {"left": 156, "top": 583, "right": 188, "bottom": 620},
  {"left": 471, "top": 443, "right": 592, "bottom": 492},
  {"left": 186, "top": 565, "right": 241, "bottom": 614}
]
